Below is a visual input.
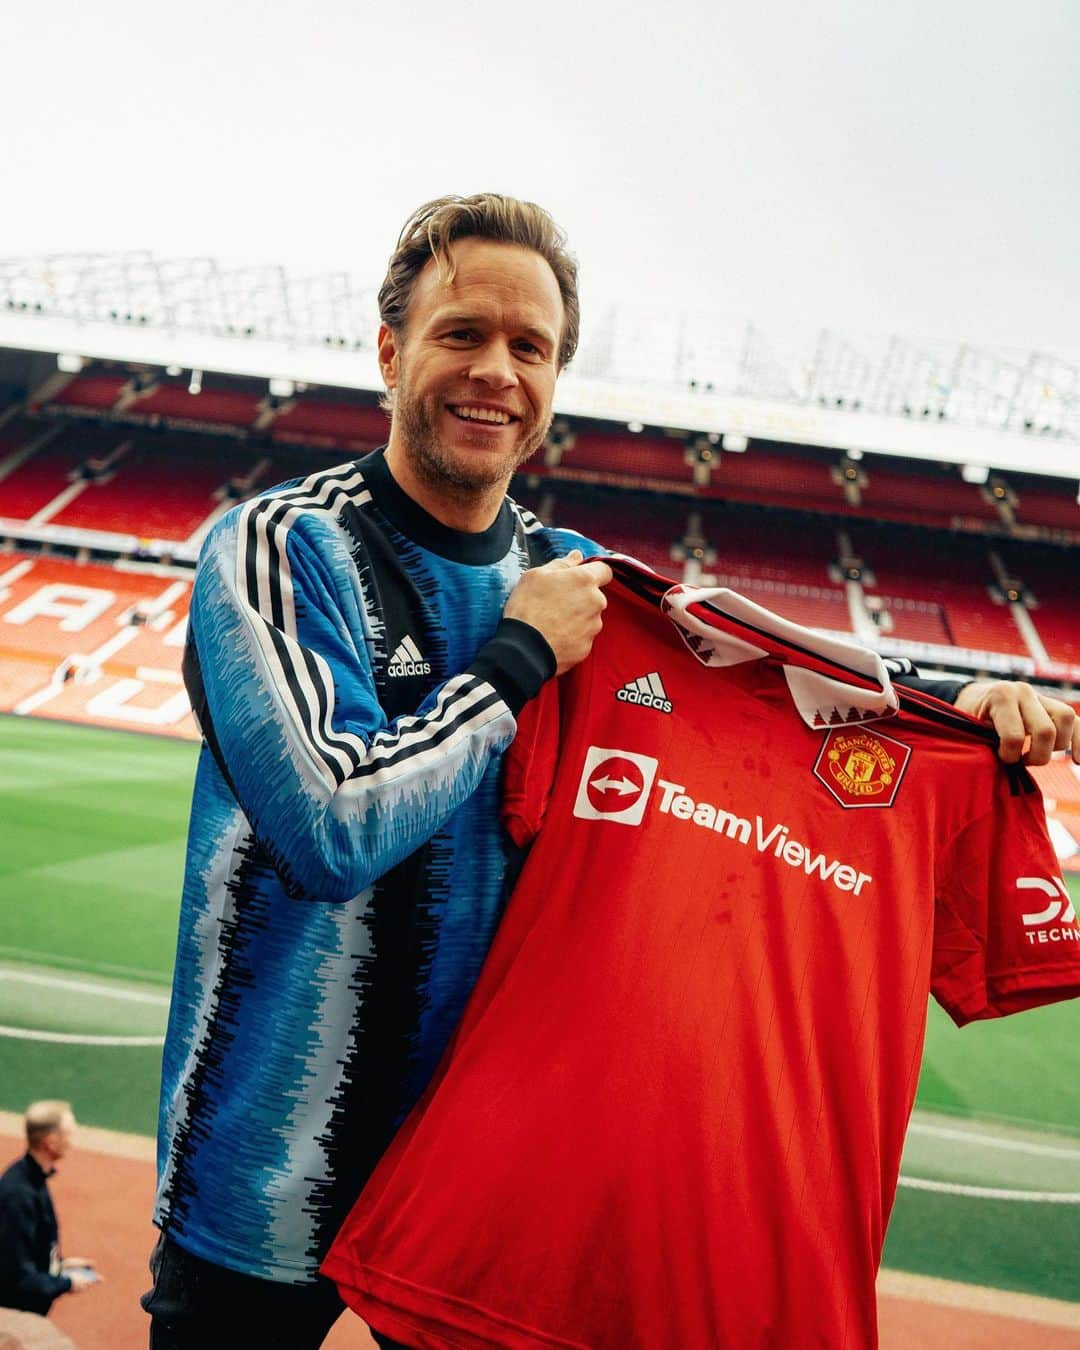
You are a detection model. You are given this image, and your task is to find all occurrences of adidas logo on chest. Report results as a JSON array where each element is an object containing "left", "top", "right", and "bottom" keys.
[
  {"left": 616, "top": 672, "right": 673, "bottom": 714},
  {"left": 387, "top": 635, "right": 432, "bottom": 678}
]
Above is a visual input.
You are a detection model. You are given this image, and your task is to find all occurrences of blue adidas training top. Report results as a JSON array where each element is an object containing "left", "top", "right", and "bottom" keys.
[{"left": 154, "top": 447, "right": 601, "bottom": 1282}]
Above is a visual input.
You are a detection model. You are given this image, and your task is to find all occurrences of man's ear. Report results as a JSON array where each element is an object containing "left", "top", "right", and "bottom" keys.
[{"left": 377, "top": 323, "right": 400, "bottom": 390}]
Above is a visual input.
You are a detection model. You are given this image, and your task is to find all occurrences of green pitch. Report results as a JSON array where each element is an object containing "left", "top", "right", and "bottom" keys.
[
  {"left": 0, "top": 716, "right": 194, "bottom": 1134},
  {"left": 1, "top": 715, "right": 1078, "bottom": 1298}
]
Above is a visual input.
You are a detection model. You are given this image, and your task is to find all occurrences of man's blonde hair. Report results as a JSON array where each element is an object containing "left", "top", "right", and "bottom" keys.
[
  {"left": 25, "top": 1100, "right": 74, "bottom": 1150},
  {"left": 378, "top": 193, "right": 580, "bottom": 369}
]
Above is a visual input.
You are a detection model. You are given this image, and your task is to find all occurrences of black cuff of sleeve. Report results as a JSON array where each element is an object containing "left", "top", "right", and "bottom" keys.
[
  {"left": 894, "top": 673, "right": 966, "bottom": 706},
  {"left": 468, "top": 618, "right": 557, "bottom": 715}
]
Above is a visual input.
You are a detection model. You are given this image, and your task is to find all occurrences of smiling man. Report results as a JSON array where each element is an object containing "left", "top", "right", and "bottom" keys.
[
  {"left": 142, "top": 193, "right": 1078, "bottom": 1350},
  {"left": 142, "top": 195, "right": 613, "bottom": 1350}
]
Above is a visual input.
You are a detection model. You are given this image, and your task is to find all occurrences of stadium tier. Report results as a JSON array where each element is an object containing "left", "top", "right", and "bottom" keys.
[
  {"left": 847, "top": 524, "right": 1033, "bottom": 657},
  {"left": 546, "top": 429, "right": 697, "bottom": 488},
  {"left": 270, "top": 397, "right": 391, "bottom": 450},
  {"left": 0, "top": 550, "right": 196, "bottom": 738},
  {"left": 1010, "top": 477, "right": 1080, "bottom": 533},
  {"left": 0, "top": 360, "right": 1076, "bottom": 693},
  {"left": 38, "top": 367, "right": 391, "bottom": 450},
  {"left": 999, "top": 541, "right": 1080, "bottom": 671},
  {"left": 47, "top": 372, "right": 129, "bottom": 411}
]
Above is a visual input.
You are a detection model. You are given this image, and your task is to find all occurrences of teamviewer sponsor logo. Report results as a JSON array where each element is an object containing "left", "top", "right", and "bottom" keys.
[
  {"left": 387, "top": 635, "right": 432, "bottom": 677},
  {"left": 616, "top": 672, "right": 672, "bottom": 714},
  {"left": 573, "top": 746, "right": 659, "bottom": 826},
  {"left": 1018, "top": 876, "right": 1079, "bottom": 945}
]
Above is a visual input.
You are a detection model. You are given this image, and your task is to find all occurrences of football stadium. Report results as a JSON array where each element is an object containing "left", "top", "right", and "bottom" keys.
[
  {"left": 0, "top": 250, "right": 1078, "bottom": 1348},
  {"left": 3, "top": 6, "right": 1080, "bottom": 1344}
]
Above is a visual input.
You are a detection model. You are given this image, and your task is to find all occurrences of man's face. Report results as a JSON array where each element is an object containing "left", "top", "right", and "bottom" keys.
[{"left": 379, "top": 238, "right": 564, "bottom": 497}]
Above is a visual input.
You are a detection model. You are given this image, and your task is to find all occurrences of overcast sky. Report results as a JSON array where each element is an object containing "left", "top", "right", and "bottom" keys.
[{"left": 5, "top": 0, "right": 1079, "bottom": 360}]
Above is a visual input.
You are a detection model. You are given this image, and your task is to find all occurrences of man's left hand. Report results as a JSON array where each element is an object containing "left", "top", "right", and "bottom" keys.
[{"left": 954, "top": 681, "right": 1080, "bottom": 765}]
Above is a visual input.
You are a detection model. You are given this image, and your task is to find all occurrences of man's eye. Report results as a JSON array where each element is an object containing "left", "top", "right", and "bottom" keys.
[
  {"left": 445, "top": 330, "right": 475, "bottom": 342},
  {"left": 514, "top": 341, "right": 543, "bottom": 358}
]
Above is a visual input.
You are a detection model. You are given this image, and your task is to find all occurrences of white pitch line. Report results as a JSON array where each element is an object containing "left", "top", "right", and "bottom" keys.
[
  {"left": 0, "top": 1024, "right": 164, "bottom": 1047},
  {"left": 907, "top": 1119, "right": 1080, "bottom": 1162},
  {"left": 898, "top": 1176, "right": 1080, "bottom": 1204},
  {"left": 0, "top": 969, "right": 170, "bottom": 1007}
]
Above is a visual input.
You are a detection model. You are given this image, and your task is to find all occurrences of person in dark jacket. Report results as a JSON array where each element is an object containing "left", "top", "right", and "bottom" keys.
[{"left": 0, "top": 1101, "right": 99, "bottom": 1314}]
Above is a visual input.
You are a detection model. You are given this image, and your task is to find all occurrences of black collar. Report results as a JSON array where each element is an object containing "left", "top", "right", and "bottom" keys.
[
  {"left": 357, "top": 447, "right": 516, "bottom": 565},
  {"left": 23, "top": 1153, "right": 54, "bottom": 1183}
]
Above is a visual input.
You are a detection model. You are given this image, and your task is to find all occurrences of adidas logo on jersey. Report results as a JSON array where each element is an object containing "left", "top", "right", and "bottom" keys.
[
  {"left": 387, "top": 635, "right": 432, "bottom": 678},
  {"left": 617, "top": 672, "right": 672, "bottom": 714}
]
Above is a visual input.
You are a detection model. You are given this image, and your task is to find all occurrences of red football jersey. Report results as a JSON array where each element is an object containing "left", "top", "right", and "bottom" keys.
[{"left": 324, "top": 558, "right": 1080, "bottom": 1350}]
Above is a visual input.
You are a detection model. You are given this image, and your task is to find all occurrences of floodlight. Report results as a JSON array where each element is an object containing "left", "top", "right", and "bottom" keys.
[
  {"left": 166, "top": 364, "right": 183, "bottom": 377},
  {"left": 188, "top": 369, "right": 203, "bottom": 395},
  {"left": 847, "top": 448, "right": 864, "bottom": 461},
  {"left": 960, "top": 464, "right": 989, "bottom": 484},
  {"left": 721, "top": 433, "right": 748, "bottom": 452},
  {"left": 269, "top": 378, "right": 296, "bottom": 399},
  {"left": 627, "top": 421, "right": 644, "bottom": 434},
  {"left": 57, "top": 353, "right": 83, "bottom": 374}
]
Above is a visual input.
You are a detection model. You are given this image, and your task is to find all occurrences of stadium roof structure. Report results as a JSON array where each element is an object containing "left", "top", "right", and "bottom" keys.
[{"left": 1, "top": 252, "right": 1077, "bottom": 482}]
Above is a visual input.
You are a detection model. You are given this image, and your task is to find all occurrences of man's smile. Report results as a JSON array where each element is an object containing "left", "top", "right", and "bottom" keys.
[{"left": 447, "top": 403, "right": 520, "bottom": 426}]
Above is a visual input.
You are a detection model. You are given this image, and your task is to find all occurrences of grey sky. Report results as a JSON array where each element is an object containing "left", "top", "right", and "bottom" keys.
[{"left": 6, "top": 0, "right": 1079, "bottom": 360}]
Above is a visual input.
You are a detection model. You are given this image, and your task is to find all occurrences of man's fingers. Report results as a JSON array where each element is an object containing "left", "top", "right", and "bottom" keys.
[
  {"left": 1016, "top": 685, "right": 1058, "bottom": 765},
  {"left": 556, "top": 550, "right": 612, "bottom": 587},
  {"left": 1049, "top": 700, "right": 1078, "bottom": 758},
  {"left": 966, "top": 681, "right": 1075, "bottom": 766},
  {"left": 579, "top": 558, "right": 614, "bottom": 588},
  {"left": 986, "top": 690, "right": 1028, "bottom": 764}
]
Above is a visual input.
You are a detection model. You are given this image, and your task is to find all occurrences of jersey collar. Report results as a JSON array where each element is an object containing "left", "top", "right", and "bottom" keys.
[{"left": 661, "top": 582, "right": 899, "bottom": 729}]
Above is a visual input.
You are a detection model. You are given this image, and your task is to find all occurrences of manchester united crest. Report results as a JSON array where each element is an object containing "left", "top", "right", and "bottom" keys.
[{"left": 813, "top": 728, "right": 912, "bottom": 809}]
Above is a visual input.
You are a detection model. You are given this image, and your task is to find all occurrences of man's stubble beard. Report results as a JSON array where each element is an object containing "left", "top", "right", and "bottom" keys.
[{"left": 394, "top": 375, "right": 551, "bottom": 498}]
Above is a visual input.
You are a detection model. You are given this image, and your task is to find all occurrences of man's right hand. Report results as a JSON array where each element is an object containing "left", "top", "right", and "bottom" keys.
[
  {"left": 504, "top": 551, "right": 614, "bottom": 675},
  {"left": 66, "top": 1265, "right": 100, "bottom": 1291}
]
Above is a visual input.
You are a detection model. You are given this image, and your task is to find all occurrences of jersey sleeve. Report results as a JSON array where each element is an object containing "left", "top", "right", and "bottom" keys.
[
  {"left": 931, "top": 767, "right": 1080, "bottom": 1025},
  {"left": 184, "top": 502, "right": 555, "bottom": 903}
]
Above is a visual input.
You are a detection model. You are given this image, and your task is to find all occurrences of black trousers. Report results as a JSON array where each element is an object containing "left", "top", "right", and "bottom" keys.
[{"left": 141, "top": 1231, "right": 409, "bottom": 1349}]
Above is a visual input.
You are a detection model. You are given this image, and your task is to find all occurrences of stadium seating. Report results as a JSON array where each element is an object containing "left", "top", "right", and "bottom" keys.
[
  {"left": 699, "top": 443, "right": 849, "bottom": 515},
  {"left": 0, "top": 423, "right": 132, "bottom": 522},
  {"left": 0, "top": 379, "right": 1075, "bottom": 701},
  {"left": 561, "top": 430, "right": 695, "bottom": 487},
  {"left": 1001, "top": 472, "right": 1080, "bottom": 534},
  {"left": 544, "top": 488, "right": 688, "bottom": 574},
  {"left": 0, "top": 411, "right": 40, "bottom": 456},
  {"left": 271, "top": 398, "right": 389, "bottom": 451},
  {"left": 1001, "top": 543, "right": 1080, "bottom": 668},
  {"left": 0, "top": 551, "right": 196, "bottom": 738},
  {"left": 45, "top": 434, "right": 256, "bottom": 541},
  {"left": 46, "top": 372, "right": 128, "bottom": 412},
  {"left": 127, "top": 383, "right": 262, "bottom": 427},
  {"left": 849, "top": 524, "right": 1031, "bottom": 658},
  {"left": 848, "top": 461, "right": 996, "bottom": 528}
]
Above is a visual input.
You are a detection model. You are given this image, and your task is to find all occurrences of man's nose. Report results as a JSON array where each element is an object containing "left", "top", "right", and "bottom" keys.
[{"left": 466, "top": 340, "right": 518, "bottom": 389}]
